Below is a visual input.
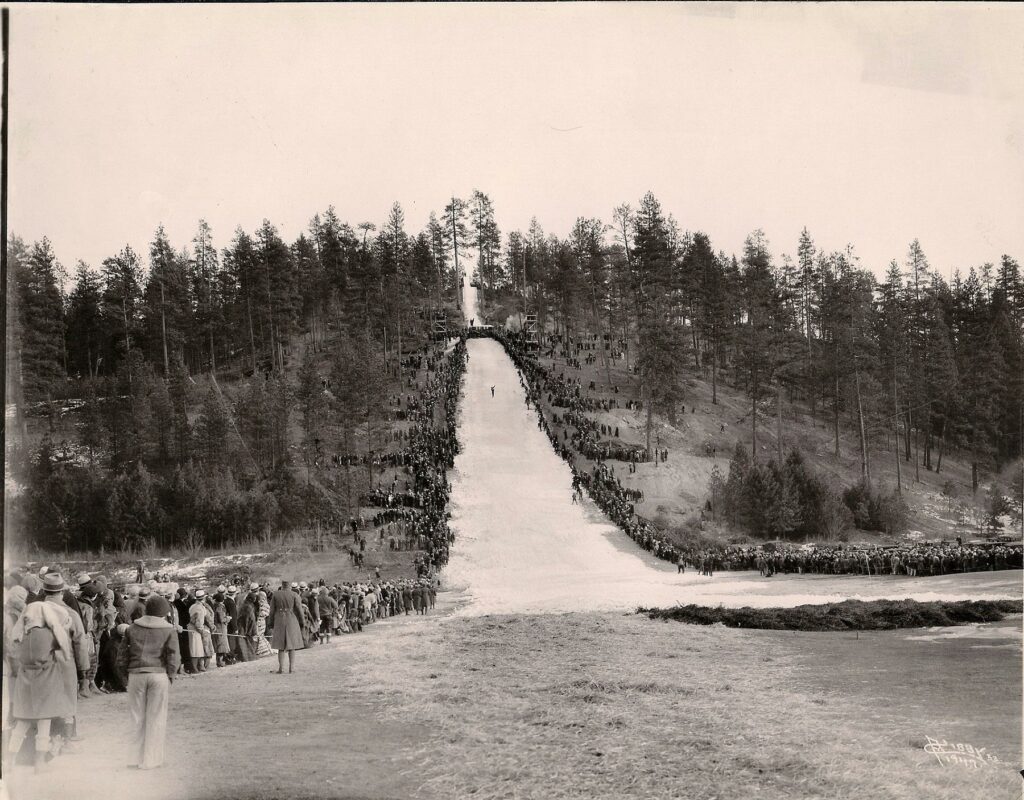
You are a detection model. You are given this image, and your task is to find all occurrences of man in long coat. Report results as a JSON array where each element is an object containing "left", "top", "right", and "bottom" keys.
[
  {"left": 268, "top": 582, "right": 304, "bottom": 674},
  {"left": 233, "top": 591, "right": 258, "bottom": 662},
  {"left": 224, "top": 586, "right": 239, "bottom": 662}
]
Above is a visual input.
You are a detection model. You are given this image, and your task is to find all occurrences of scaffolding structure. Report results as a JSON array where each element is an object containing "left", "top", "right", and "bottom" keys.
[
  {"left": 524, "top": 312, "right": 539, "bottom": 350},
  {"left": 432, "top": 312, "right": 448, "bottom": 341}
]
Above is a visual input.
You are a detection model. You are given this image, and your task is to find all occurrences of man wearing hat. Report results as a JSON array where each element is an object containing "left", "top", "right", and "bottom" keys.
[
  {"left": 75, "top": 574, "right": 102, "bottom": 697},
  {"left": 125, "top": 586, "right": 146, "bottom": 623},
  {"left": 42, "top": 573, "right": 90, "bottom": 752},
  {"left": 224, "top": 585, "right": 239, "bottom": 663},
  {"left": 187, "top": 590, "right": 213, "bottom": 673},
  {"left": 268, "top": 581, "right": 304, "bottom": 674},
  {"left": 117, "top": 594, "right": 180, "bottom": 769},
  {"left": 211, "top": 588, "right": 231, "bottom": 667}
]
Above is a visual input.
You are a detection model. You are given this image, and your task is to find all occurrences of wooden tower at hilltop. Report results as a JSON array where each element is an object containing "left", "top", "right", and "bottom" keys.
[
  {"left": 432, "top": 311, "right": 448, "bottom": 341},
  {"left": 524, "top": 312, "right": 539, "bottom": 351}
]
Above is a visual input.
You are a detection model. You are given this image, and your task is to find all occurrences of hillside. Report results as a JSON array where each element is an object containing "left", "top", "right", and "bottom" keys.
[
  {"left": 7, "top": 294, "right": 466, "bottom": 585},
  {"left": 486, "top": 306, "right": 1022, "bottom": 548}
]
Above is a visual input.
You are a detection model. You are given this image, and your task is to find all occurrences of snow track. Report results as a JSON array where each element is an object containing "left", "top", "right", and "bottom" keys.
[{"left": 442, "top": 289, "right": 1022, "bottom": 615}]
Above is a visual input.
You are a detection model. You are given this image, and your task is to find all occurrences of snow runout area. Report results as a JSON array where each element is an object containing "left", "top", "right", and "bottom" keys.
[{"left": 442, "top": 338, "right": 1023, "bottom": 615}]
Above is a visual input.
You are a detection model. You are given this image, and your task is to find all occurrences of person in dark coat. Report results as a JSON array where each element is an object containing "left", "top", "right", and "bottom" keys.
[
  {"left": 233, "top": 592, "right": 257, "bottom": 663},
  {"left": 172, "top": 589, "right": 193, "bottom": 673},
  {"left": 268, "top": 582, "right": 304, "bottom": 674},
  {"left": 96, "top": 623, "right": 129, "bottom": 693},
  {"left": 401, "top": 584, "right": 413, "bottom": 616},
  {"left": 224, "top": 586, "right": 239, "bottom": 663}
]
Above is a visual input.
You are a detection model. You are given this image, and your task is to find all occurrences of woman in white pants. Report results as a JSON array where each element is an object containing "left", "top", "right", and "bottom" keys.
[{"left": 117, "top": 595, "right": 180, "bottom": 769}]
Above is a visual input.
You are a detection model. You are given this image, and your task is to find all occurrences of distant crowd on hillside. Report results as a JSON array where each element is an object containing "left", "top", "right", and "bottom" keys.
[
  {"left": 346, "top": 338, "right": 467, "bottom": 570},
  {"left": 477, "top": 326, "right": 1023, "bottom": 581},
  {"left": 692, "top": 542, "right": 1023, "bottom": 577}
]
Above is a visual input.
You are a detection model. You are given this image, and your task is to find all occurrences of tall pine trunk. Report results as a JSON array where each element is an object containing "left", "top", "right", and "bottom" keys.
[
  {"left": 711, "top": 340, "right": 718, "bottom": 405},
  {"left": 855, "top": 367, "right": 869, "bottom": 481},
  {"left": 935, "top": 418, "right": 946, "bottom": 473},
  {"left": 892, "top": 369, "right": 902, "bottom": 495}
]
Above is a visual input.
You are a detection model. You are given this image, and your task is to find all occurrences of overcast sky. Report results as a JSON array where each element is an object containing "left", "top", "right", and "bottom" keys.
[{"left": 10, "top": 3, "right": 1024, "bottom": 280}]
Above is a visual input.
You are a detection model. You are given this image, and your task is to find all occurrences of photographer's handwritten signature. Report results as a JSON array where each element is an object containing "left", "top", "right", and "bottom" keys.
[{"left": 924, "top": 737, "right": 1001, "bottom": 769}]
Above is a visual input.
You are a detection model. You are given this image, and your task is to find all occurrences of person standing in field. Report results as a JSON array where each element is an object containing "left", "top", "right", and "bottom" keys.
[
  {"left": 233, "top": 589, "right": 258, "bottom": 662},
  {"left": 41, "top": 573, "right": 89, "bottom": 754},
  {"left": 6, "top": 600, "right": 74, "bottom": 772},
  {"left": 187, "top": 590, "right": 212, "bottom": 673},
  {"left": 269, "top": 582, "right": 305, "bottom": 674},
  {"left": 117, "top": 594, "right": 180, "bottom": 770}
]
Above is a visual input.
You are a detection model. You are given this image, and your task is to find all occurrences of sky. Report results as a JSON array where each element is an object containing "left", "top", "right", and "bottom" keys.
[{"left": 9, "top": 3, "right": 1024, "bottom": 281}]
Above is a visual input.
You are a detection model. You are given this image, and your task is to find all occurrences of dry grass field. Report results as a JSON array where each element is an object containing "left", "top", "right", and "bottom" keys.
[{"left": 10, "top": 609, "right": 1018, "bottom": 800}]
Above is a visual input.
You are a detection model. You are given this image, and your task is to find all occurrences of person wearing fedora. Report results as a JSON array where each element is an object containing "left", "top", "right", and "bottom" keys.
[
  {"left": 40, "top": 573, "right": 90, "bottom": 757},
  {"left": 117, "top": 594, "right": 179, "bottom": 770},
  {"left": 224, "top": 584, "right": 239, "bottom": 662},
  {"left": 187, "top": 590, "right": 213, "bottom": 673}
]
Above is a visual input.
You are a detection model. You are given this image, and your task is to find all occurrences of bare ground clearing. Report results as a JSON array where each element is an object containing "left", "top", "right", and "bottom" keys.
[{"left": 5, "top": 609, "right": 1018, "bottom": 800}]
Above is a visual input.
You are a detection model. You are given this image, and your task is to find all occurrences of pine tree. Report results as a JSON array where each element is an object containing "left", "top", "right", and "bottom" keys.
[
  {"left": 195, "top": 388, "right": 233, "bottom": 468},
  {"left": 66, "top": 262, "right": 105, "bottom": 378},
  {"left": 295, "top": 346, "right": 327, "bottom": 467},
  {"left": 255, "top": 220, "right": 299, "bottom": 372},
  {"left": 142, "top": 226, "right": 192, "bottom": 374},
  {"left": 100, "top": 245, "right": 145, "bottom": 379},
  {"left": 14, "top": 238, "right": 67, "bottom": 400},
  {"left": 736, "top": 230, "right": 789, "bottom": 459},
  {"left": 167, "top": 355, "right": 192, "bottom": 464},
  {"left": 224, "top": 228, "right": 261, "bottom": 374},
  {"left": 190, "top": 220, "right": 221, "bottom": 371},
  {"left": 796, "top": 228, "right": 819, "bottom": 417},
  {"left": 443, "top": 197, "right": 471, "bottom": 306}
]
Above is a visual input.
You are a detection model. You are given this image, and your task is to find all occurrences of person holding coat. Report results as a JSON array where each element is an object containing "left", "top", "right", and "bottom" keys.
[
  {"left": 7, "top": 600, "right": 76, "bottom": 772},
  {"left": 268, "top": 582, "right": 304, "bottom": 674},
  {"left": 117, "top": 595, "right": 180, "bottom": 770},
  {"left": 3, "top": 586, "right": 28, "bottom": 724}
]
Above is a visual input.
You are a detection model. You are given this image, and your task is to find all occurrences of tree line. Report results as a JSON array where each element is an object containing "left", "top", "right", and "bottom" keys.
[
  {"left": 7, "top": 189, "right": 1023, "bottom": 550},
  {"left": 7, "top": 195, "right": 494, "bottom": 552},
  {"left": 484, "top": 193, "right": 1022, "bottom": 498}
]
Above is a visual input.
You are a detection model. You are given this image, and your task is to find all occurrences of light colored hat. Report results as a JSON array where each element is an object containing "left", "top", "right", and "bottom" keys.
[
  {"left": 290, "top": 581, "right": 299, "bottom": 589},
  {"left": 21, "top": 575, "right": 42, "bottom": 594},
  {"left": 226, "top": 585, "right": 238, "bottom": 594},
  {"left": 217, "top": 584, "right": 227, "bottom": 593},
  {"left": 75, "top": 572, "right": 92, "bottom": 587},
  {"left": 42, "top": 573, "right": 66, "bottom": 593},
  {"left": 299, "top": 581, "right": 308, "bottom": 589},
  {"left": 249, "top": 582, "right": 259, "bottom": 591},
  {"left": 195, "top": 589, "right": 207, "bottom": 599}
]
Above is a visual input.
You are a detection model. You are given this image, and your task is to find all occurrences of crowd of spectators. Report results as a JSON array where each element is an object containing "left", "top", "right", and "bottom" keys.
[
  {"left": 2, "top": 564, "right": 439, "bottom": 771},
  {"left": 477, "top": 326, "right": 1023, "bottom": 581}
]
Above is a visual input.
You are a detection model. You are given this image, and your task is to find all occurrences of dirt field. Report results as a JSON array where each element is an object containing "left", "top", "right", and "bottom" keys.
[{"left": 6, "top": 609, "right": 1019, "bottom": 800}]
